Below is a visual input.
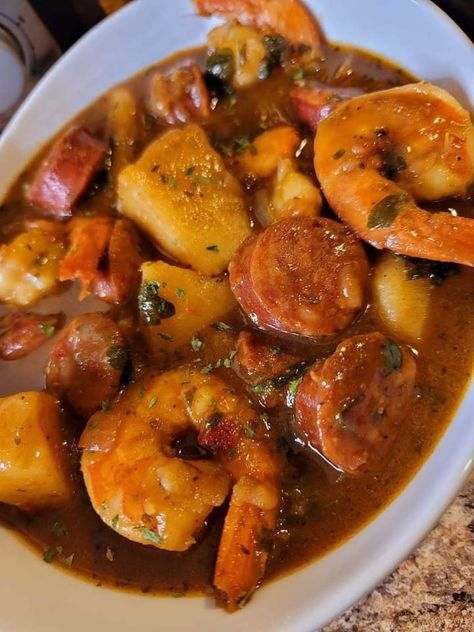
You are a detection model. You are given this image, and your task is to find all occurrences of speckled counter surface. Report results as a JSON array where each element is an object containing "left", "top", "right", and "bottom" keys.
[{"left": 322, "top": 473, "right": 474, "bottom": 632}]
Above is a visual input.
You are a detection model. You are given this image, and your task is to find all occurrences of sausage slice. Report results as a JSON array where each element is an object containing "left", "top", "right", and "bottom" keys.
[
  {"left": 294, "top": 332, "right": 416, "bottom": 473},
  {"left": 45, "top": 313, "right": 128, "bottom": 418},
  {"left": 27, "top": 127, "right": 107, "bottom": 218},
  {"left": 229, "top": 216, "right": 369, "bottom": 337}
]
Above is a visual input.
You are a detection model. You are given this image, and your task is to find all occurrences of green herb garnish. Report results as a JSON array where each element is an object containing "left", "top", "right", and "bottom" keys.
[
  {"left": 106, "top": 345, "right": 130, "bottom": 371},
  {"left": 206, "top": 244, "right": 220, "bottom": 252},
  {"left": 287, "top": 376, "right": 303, "bottom": 397},
  {"left": 205, "top": 412, "right": 223, "bottom": 429},
  {"left": 191, "top": 337, "right": 203, "bottom": 352},
  {"left": 367, "top": 193, "right": 408, "bottom": 229},
  {"left": 205, "top": 49, "right": 235, "bottom": 84},
  {"left": 43, "top": 548, "right": 56, "bottom": 563},
  {"left": 40, "top": 322, "right": 56, "bottom": 337},
  {"left": 214, "top": 321, "right": 232, "bottom": 331},
  {"left": 244, "top": 425, "right": 255, "bottom": 439},
  {"left": 332, "top": 148, "right": 346, "bottom": 160},
  {"left": 148, "top": 396, "right": 158, "bottom": 409},
  {"left": 136, "top": 526, "right": 163, "bottom": 545},
  {"left": 51, "top": 521, "right": 68, "bottom": 537},
  {"left": 381, "top": 338, "right": 403, "bottom": 375},
  {"left": 138, "top": 281, "right": 176, "bottom": 326}
]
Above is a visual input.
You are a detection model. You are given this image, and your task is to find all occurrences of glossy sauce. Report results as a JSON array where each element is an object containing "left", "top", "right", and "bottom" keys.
[{"left": 0, "top": 43, "right": 473, "bottom": 598}]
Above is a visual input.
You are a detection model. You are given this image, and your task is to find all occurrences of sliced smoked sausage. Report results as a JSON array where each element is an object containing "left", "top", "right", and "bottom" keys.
[
  {"left": 45, "top": 313, "right": 128, "bottom": 418},
  {"left": 26, "top": 127, "right": 107, "bottom": 218},
  {"left": 294, "top": 332, "right": 416, "bottom": 473},
  {"left": 229, "top": 216, "right": 369, "bottom": 337}
]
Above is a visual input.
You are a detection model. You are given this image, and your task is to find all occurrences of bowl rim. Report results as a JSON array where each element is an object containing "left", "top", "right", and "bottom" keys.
[{"left": 0, "top": 1, "right": 473, "bottom": 631}]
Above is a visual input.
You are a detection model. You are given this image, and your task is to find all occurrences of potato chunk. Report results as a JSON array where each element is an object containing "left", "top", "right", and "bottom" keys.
[
  {"left": 0, "top": 228, "right": 64, "bottom": 307},
  {"left": 140, "top": 260, "right": 236, "bottom": 354},
  {"left": 254, "top": 158, "right": 322, "bottom": 225},
  {"left": 118, "top": 124, "right": 251, "bottom": 275},
  {"left": 0, "top": 392, "right": 71, "bottom": 508},
  {"left": 373, "top": 252, "right": 431, "bottom": 343}
]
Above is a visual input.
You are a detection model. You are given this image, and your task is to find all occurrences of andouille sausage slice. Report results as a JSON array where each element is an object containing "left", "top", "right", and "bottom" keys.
[
  {"left": 229, "top": 233, "right": 275, "bottom": 327},
  {"left": 294, "top": 332, "right": 416, "bottom": 473},
  {"left": 92, "top": 219, "right": 144, "bottom": 304},
  {"left": 0, "top": 311, "right": 63, "bottom": 360},
  {"left": 290, "top": 86, "right": 364, "bottom": 131},
  {"left": 230, "top": 216, "right": 369, "bottom": 337},
  {"left": 233, "top": 329, "right": 305, "bottom": 386},
  {"left": 45, "top": 313, "right": 129, "bottom": 418},
  {"left": 26, "top": 127, "right": 107, "bottom": 218}
]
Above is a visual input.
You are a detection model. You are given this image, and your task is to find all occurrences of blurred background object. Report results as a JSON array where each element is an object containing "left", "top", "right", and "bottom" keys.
[{"left": 0, "top": 0, "right": 471, "bottom": 131}]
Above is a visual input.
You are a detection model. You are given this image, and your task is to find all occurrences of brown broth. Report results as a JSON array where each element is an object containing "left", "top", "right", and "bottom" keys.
[{"left": 0, "top": 43, "right": 473, "bottom": 601}]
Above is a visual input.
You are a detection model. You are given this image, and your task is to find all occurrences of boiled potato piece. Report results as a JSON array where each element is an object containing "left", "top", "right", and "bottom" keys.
[
  {"left": 254, "top": 158, "right": 322, "bottom": 225},
  {"left": 140, "top": 260, "right": 236, "bottom": 354},
  {"left": 0, "top": 228, "right": 64, "bottom": 307},
  {"left": 373, "top": 251, "right": 431, "bottom": 344},
  {"left": 0, "top": 392, "right": 71, "bottom": 508},
  {"left": 235, "top": 126, "right": 300, "bottom": 179},
  {"left": 118, "top": 124, "right": 251, "bottom": 275}
]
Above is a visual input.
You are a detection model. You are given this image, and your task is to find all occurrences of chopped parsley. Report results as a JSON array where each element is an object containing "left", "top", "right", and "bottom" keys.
[
  {"left": 332, "top": 148, "right": 346, "bottom": 160},
  {"left": 244, "top": 425, "right": 255, "bottom": 439},
  {"left": 191, "top": 337, "right": 203, "bottom": 352},
  {"left": 43, "top": 548, "right": 56, "bottom": 563},
  {"left": 233, "top": 136, "right": 253, "bottom": 153},
  {"left": 287, "top": 376, "right": 303, "bottom": 397},
  {"left": 381, "top": 338, "right": 403, "bottom": 375},
  {"left": 106, "top": 345, "right": 130, "bottom": 371},
  {"left": 205, "top": 412, "right": 223, "bottom": 429},
  {"left": 176, "top": 288, "right": 185, "bottom": 298},
  {"left": 367, "top": 193, "right": 408, "bottom": 229},
  {"left": 214, "top": 321, "right": 232, "bottom": 331},
  {"left": 40, "top": 322, "right": 56, "bottom": 337},
  {"left": 158, "top": 332, "right": 173, "bottom": 341},
  {"left": 111, "top": 515, "right": 119, "bottom": 529},
  {"left": 51, "top": 521, "right": 68, "bottom": 537},
  {"left": 138, "top": 281, "right": 176, "bottom": 326},
  {"left": 206, "top": 244, "right": 220, "bottom": 252},
  {"left": 205, "top": 49, "right": 235, "bottom": 85},
  {"left": 101, "top": 399, "right": 111, "bottom": 412},
  {"left": 136, "top": 526, "right": 163, "bottom": 545},
  {"left": 148, "top": 395, "right": 158, "bottom": 409},
  {"left": 293, "top": 68, "right": 305, "bottom": 82}
]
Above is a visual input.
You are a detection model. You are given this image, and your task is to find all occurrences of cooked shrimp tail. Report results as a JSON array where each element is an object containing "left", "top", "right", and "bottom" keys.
[
  {"left": 214, "top": 480, "right": 278, "bottom": 610},
  {"left": 314, "top": 82, "right": 474, "bottom": 266},
  {"left": 194, "top": 0, "right": 324, "bottom": 55}
]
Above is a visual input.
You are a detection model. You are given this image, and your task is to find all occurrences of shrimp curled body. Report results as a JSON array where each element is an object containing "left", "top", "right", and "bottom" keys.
[
  {"left": 80, "top": 367, "right": 281, "bottom": 609},
  {"left": 314, "top": 82, "right": 474, "bottom": 266}
]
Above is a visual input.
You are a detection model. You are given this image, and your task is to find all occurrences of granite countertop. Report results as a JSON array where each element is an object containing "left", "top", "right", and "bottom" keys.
[{"left": 322, "top": 473, "right": 474, "bottom": 631}]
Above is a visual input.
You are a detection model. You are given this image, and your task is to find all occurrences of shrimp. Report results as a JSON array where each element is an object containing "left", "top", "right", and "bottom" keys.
[
  {"left": 80, "top": 366, "right": 281, "bottom": 610},
  {"left": 194, "top": 0, "right": 323, "bottom": 56},
  {"left": 314, "top": 82, "right": 474, "bottom": 266}
]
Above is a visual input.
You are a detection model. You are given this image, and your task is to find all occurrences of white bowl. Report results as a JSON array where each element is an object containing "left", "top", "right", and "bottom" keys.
[{"left": 0, "top": 1, "right": 473, "bottom": 630}]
